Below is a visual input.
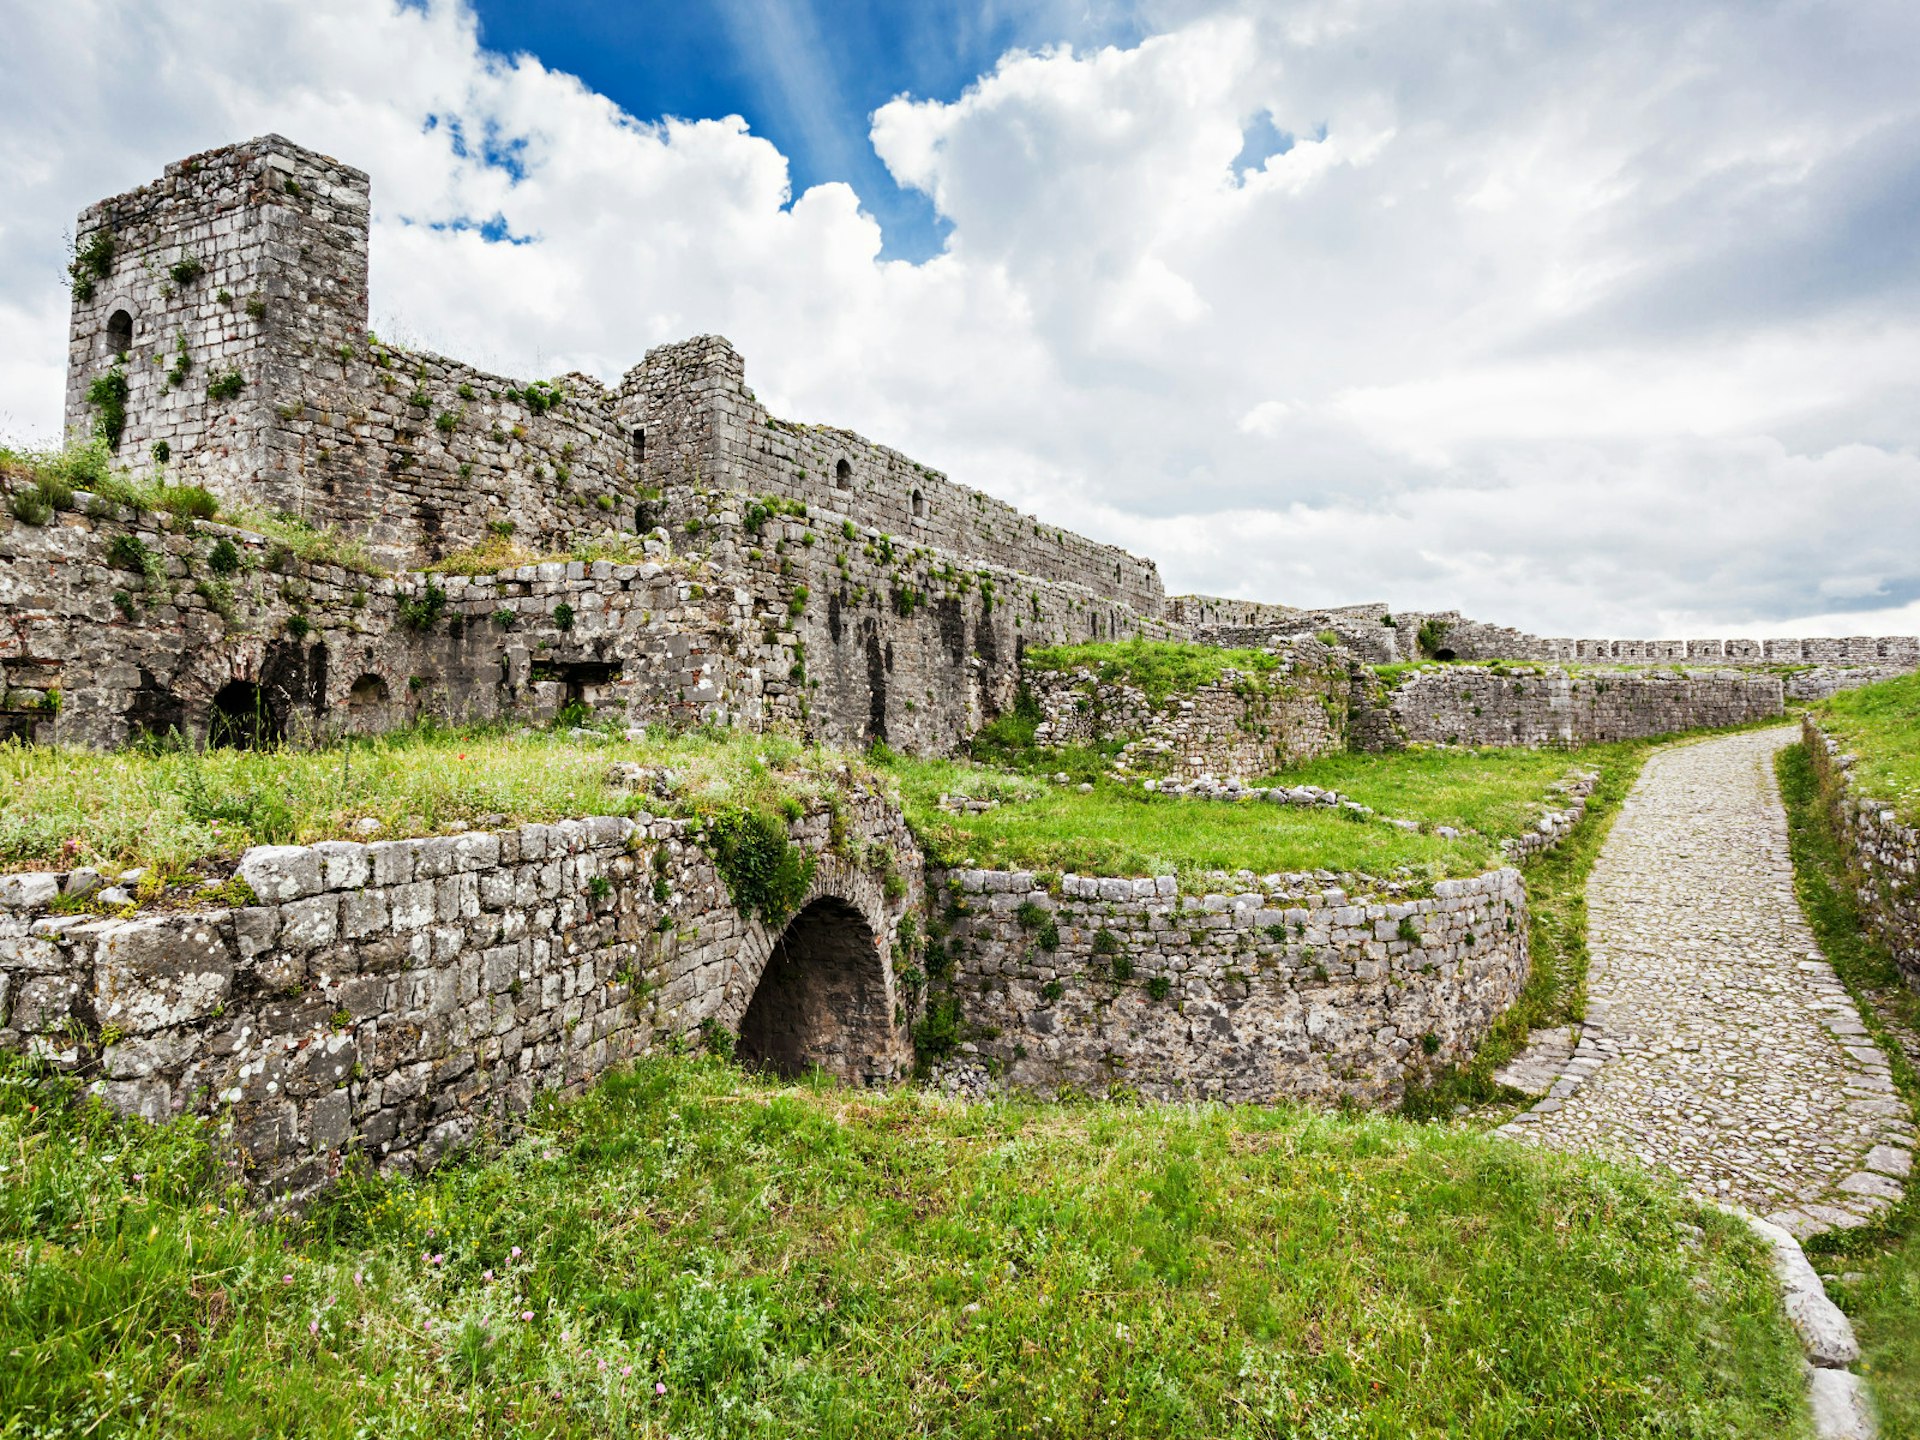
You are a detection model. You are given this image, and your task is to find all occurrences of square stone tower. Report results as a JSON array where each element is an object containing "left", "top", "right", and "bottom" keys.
[{"left": 64, "top": 135, "right": 370, "bottom": 514}]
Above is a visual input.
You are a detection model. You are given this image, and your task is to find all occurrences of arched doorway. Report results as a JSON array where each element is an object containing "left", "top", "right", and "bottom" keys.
[
  {"left": 208, "top": 679, "right": 278, "bottom": 749},
  {"left": 736, "top": 897, "right": 894, "bottom": 1085}
]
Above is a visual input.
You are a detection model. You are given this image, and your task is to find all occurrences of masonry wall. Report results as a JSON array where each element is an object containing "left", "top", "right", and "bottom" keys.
[
  {"left": 1357, "top": 666, "right": 1785, "bottom": 749},
  {"left": 1806, "top": 717, "right": 1920, "bottom": 992},
  {"left": 1025, "top": 638, "right": 1351, "bottom": 780},
  {"left": 0, "top": 495, "right": 768, "bottom": 749},
  {"left": 0, "top": 791, "right": 920, "bottom": 1206},
  {"left": 625, "top": 336, "right": 1167, "bottom": 619},
  {"left": 931, "top": 866, "right": 1529, "bottom": 1105}
]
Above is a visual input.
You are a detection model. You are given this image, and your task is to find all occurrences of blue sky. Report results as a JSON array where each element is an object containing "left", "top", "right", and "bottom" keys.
[
  {"left": 3, "top": 0, "right": 1919, "bottom": 636},
  {"left": 466, "top": 0, "right": 1146, "bottom": 259}
]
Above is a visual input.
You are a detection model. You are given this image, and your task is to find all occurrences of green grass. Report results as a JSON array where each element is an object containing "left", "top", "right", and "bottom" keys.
[
  {"left": 1024, "top": 638, "right": 1284, "bottom": 705},
  {"left": 885, "top": 744, "right": 1626, "bottom": 890},
  {"left": 0, "top": 1052, "right": 1810, "bottom": 1438},
  {"left": 1815, "top": 671, "right": 1920, "bottom": 824},
  {"left": 0, "top": 724, "right": 865, "bottom": 880},
  {"left": 1777, "top": 740, "right": 1920, "bottom": 1434},
  {"left": 1399, "top": 742, "right": 1653, "bottom": 1119}
]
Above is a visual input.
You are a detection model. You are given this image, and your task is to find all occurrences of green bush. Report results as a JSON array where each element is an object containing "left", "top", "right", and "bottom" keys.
[
  {"left": 68, "top": 230, "right": 115, "bottom": 300},
  {"left": 701, "top": 807, "right": 815, "bottom": 926},
  {"left": 206, "top": 370, "right": 246, "bottom": 402},
  {"left": 397, "top": 582, "right": 447, "bottom": 632},
  {"left": 152, "top": 484, "right": 218, "bottom": 521},
  {"left": 208, "top": 537, "right": 243, "bottom": 576},
  {"left": 86, "top": 363, "right": 129, "bottom": 448}
]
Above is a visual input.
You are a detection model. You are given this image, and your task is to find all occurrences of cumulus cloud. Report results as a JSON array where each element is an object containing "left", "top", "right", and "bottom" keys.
[{"left": 1, "top": 0, "right": 1917, "bottom": 636}]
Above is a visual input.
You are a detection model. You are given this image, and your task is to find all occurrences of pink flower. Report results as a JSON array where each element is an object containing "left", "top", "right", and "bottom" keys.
[
  {"left": 520, "top": 1310, "right": 534, "bottom": 1322},
  {"left": 510, "top": 1246, "right": 522, "bottom": 1259},
  {"left": 425, "top": 1318, "right": 435, "bottom": 1331},
  {"left": 620, "top": 1364, "right": 632, "bottom": 1377},
  {"left": 353, "top": 1271, "right": 364, "bottom": 1287},
  {"left": 598, "top": 1360, "right": 607, "bottom": 1371},
  {"left": 431, "top": 1253, "right": 445, "bottom": 1266},
  {"left": 654, "top": 1381, "right": 666, "bottom": 1396},
  {"left": 482, "top": 1270, "right": 494, "bottom": 1282},
  {"left": 309, "top": 1319, "right": 318, "bottom": 1336},
  {"left": 282, "top": 1274, "right": 293, "bottom": 1285}
]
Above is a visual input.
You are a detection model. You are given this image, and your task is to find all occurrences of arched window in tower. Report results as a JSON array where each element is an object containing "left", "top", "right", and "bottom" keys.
[
  {"left": 106, "top": 309, "right": 133, "bottom": 357},
  {"left": 834, "top": 458, "right": 851, "bottom": 490},
  {"left": 911, "top": 489, "right": 925, "bottom": 518}
]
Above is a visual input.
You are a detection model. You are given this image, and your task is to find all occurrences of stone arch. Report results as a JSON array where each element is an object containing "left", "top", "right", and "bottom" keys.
[
  {"left": 911, "top": 488, "right": 925, "bottom": 519},
  {"left": 208, "top": 679, "right": 277, "bottom": 749},
  {"left": 105, "top": 308, "right": 134, "bottom": 357},
  {"left": 720, "top": 858, "right": 908, "bottom": 1086},
  {"left": 834, "top": 457, "right": 852, "bottom": 490}
]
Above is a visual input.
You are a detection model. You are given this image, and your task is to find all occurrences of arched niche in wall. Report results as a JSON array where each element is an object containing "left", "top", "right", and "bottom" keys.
[
  {"left": 834, "top": 457, "right": 852, "bottom": 490},
  {"left": 105, "top": 308, "right": 134, "bottom": 358}
]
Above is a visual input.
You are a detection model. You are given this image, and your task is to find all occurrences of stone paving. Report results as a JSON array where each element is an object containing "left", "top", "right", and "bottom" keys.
[{"left": 1503, "top": 726, "right": 1913, "bottom": 1238}]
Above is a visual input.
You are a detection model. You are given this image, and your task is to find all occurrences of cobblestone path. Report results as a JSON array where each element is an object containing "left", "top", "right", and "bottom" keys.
[{"left": 1504, "top": 727, "right": 1912, "bottom": 1238}]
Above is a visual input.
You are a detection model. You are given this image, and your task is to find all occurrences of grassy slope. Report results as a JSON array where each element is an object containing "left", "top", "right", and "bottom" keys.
[
  {"left": 1022, "top": 639, "right": 1284, "bottom": 703},
  {"left": 0, "top": 726, "right": 863, "bottom": 878},
  {"left": 1777, "top": 741, "right": 1920, "bottom": 1436},
  {"left": 1816, "top": 671, "right": 1920, "bottom": 824},
  {"left": 0, "top": 1054, "right": 1808, "bottom": 1439},
  {"left": 886, "top": 745, "right": 1626, "bottom": 889},
  {"left": 1399, "top": 741, "right": 1653, "bottom": 1118}
]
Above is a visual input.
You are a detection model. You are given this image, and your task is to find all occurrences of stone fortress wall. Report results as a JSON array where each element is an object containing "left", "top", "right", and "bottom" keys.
[
  {"left": 1174, "top": 595, "right": 1920, "bottom": 674},
  {"left": 45, "top": 134, "right": 1179, "bottom": 759},
  {"left": 931, "top": 865, "right": 1531, "bottom": 1106},
  {"left": 0, "top": 789, "right": 920, "bottom": 1206},
  {"left": 1025, "top": 637, "right": 1352, "bottom": 780},
  {"left": 1805, "top": 716, "right": 1920, "bottom": 992}
]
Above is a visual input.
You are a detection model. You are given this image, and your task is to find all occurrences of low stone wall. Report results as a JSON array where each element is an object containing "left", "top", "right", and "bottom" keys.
[
  {"left": 1359, "top": 666, "right": 1783, "bottom": 749},
  {"left": 1805, "top": 717, "right": 1920, "bottom": 991},
  {"left": 1026, "top": 639, "right": 1350, "bottom": 780},
  {"left": 0, "top": 790, "right": 920, "bottom": 1205},
  {"left": 931, "top": 865, "right": 1529, "bottom": 1106}
]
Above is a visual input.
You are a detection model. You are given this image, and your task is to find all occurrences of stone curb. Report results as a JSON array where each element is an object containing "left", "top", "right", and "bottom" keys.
[{"left": 1724, "top": 1207, "right": 1878, "bottom": 1439}]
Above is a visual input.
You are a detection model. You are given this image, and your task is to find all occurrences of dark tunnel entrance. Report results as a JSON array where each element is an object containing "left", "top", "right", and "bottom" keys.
[
  {"left": 208, "top": 679, "right": 279, "bottom": 749},
  {"left": 736, "top": 897, "right": 893, "bottom": 1085}
]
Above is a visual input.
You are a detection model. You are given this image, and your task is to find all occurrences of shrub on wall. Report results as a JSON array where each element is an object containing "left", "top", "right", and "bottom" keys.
[{"left": 700, "top": 806, "right": 816, "bottom": 926}]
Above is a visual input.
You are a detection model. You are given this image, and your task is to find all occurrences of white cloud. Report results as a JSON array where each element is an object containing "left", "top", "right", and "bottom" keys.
[{"left": 2, "top": 0, "right": 1918, "bottom": 637}]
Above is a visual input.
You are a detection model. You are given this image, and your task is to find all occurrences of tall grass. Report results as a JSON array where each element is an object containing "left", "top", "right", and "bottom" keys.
[{"left": 0, "top": 1052, "right": 1808, "bottom": 1438}]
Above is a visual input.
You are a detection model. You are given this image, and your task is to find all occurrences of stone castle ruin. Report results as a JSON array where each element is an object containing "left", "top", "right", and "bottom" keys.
[{"left": 3, "top": 135, "right": 1917, "bottom": 1201}]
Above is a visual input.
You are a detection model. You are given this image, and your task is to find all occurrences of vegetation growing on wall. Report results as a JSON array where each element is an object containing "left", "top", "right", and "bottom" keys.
[
  {"left": 1024, "top": 638, "right": 1284, "bottom": 706},
  {"left": 698, "top": 805, "right": 816, "bottom": 925}
]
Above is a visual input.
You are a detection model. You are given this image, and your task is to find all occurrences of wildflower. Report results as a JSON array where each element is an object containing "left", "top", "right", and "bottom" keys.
[
  {"left": 654, "top": 1381, "right": 665, "bottom": 1395},
  {"left": 598, "top": 1360, "right": 607, "bottom": 1371},
  {"left": 510, "top": 1246, "right": 522, "bottom": 1259},
  {"left": 521, "top": 1310, "right": 534, "bottom": 1322},
  {"left": 431, "top": 1253, "right": 445, "bottom": 1266},
  {"left": 282, "top": 1274, "right": 294, "bottom": 1285},
  {"left": 482, "top": 1269, "right": 494, "bottom": 1282},
  {"left": 353, "top": 1270, "right": 364, "bottom": 1287},
  {"left": 309, "top": 1319, "right": 319, "bottom": 1336}
]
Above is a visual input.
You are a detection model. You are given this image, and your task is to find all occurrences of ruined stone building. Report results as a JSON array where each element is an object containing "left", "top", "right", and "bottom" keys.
[{"left": 18, "top": 134, "right": 1174, "bottom": 757}]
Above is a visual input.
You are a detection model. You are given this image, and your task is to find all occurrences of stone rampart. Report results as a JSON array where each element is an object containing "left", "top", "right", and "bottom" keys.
[
  {"left": 0, "top": 791, "right": 920, "bottom": 1205},
  {"left": 1805, "top": 717, "right": 1920, "bottom": 991},
  {"left": 1025, "top": 639, "right": 1350, "bottom": 780},
  {"left": 1358, "top": 666, "right": 1783, "bottom": 749},
  {"left": 931, "top": 865, "right": 1529, "bottom": 1105},
  {"left": 0, "top": 497, "right": 770, "bottom": 749}
]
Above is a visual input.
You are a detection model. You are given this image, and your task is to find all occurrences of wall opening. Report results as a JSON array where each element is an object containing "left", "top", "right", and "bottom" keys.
[
  {"left": 736, "top": 897, "right": 893, "bottom": 1085},
  {"left": 346, "top": 672, "right": 390, "bottom": 733},
  {"left": 106, "top": 309, "right": 133, "bottom": 356},
  {"left": 834, "top": 458, "right": 851, "bottom": 490},
  {"left": 911, "top": 488, "right": 925, "bottom": 518},
  {"left": 208, "top": 680, "right": 278, "bottom": 750},
  {"left": 632, "top": 427, "right": 645, "bottom": 463}
]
